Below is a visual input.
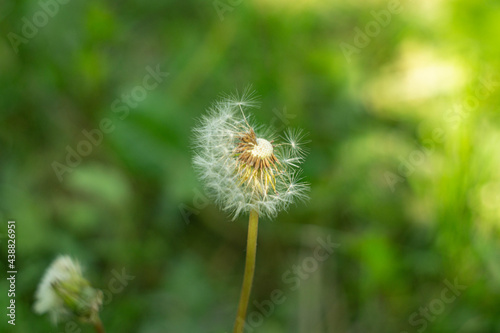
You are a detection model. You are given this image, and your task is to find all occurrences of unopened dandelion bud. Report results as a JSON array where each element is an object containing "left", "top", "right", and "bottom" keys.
[{"left": 34, "top": 255, "right": 103, "bottom": 325}]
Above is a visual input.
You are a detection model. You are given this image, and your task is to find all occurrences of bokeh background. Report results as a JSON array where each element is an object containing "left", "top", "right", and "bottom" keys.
[{"left": 1, "top": 0, "right": 500, "bottom": 332}]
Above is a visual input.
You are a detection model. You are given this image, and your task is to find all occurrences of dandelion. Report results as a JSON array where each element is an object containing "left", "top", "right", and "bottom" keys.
[
  {"left": 34, "top": 255, "right": 105, "bottom": 333},
  {"left": 192, "top": 88, "right": 309, "bottom": 332},
  {"left": 193, "top": 89, "right": 309, "bottom": 220}
]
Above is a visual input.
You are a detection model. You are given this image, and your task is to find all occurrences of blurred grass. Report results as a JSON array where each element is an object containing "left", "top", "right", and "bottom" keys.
[{"left": 1, "top": 0, "right": 500, "bottom": 332}]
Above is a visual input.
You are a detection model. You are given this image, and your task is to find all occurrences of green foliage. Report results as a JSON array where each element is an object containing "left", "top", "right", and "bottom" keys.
[{"left": 1, "top": 0, "right": 500, "bottom": 332}]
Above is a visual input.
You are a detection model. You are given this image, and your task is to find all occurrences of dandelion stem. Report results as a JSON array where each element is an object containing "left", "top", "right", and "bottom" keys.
[
  {"left": 94, "top": 318, "right": 106, "bottom": 333},
  {"left": 233, "top": 209, "right": 259, "bottom": 333}
]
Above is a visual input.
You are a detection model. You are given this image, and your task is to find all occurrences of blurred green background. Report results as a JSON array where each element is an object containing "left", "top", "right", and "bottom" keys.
[{"left": 1, "top": 0, "right": 500, "bottom": 332}]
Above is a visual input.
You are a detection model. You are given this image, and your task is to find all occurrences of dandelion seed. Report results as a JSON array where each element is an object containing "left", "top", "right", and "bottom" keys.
[{"left": 192, "top": 90, "right": 309, "bottom": 220}]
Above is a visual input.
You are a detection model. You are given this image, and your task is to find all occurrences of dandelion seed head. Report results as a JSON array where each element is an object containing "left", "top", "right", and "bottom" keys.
[{"left": 192, "top": 89, "right": 310, "bottom": 219}]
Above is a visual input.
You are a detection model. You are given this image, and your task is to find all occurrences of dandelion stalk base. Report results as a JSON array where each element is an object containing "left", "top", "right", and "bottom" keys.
[
  {"left": 233, "top": 209, "right": 259, "bottom": 333},
  {"left": 94, "top": 318, "right": 106, "bottom": 333}
]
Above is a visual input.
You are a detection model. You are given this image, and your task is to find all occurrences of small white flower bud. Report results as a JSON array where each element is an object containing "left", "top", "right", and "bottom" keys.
[{"left": 34, "top": 255, "right": 103, "bottom": 325}]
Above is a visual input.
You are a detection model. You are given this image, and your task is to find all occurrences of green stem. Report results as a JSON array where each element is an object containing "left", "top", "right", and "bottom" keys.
[{"left": 233, "top": 209, "right": 259, "bottom": 333}]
